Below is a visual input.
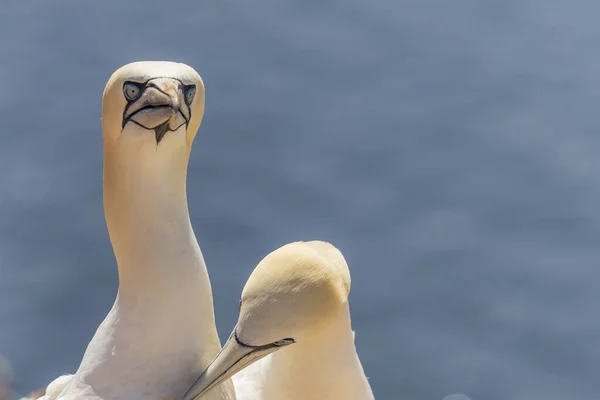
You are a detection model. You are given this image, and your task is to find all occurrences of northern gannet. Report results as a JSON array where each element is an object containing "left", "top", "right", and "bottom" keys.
[
  {"left": 36, "top": 62, "right": 235, "bottom": 400},
  {"left": 183, "top": 241, "right": 375, "bottom": 400}
]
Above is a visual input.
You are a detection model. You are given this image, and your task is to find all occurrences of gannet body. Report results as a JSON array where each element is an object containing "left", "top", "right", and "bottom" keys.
[
  {"left": 184, "top": 241, "right": 375, "bottom": 400},
  {"left": 35, "top": 62, "right": 235, "bottom": 400}
]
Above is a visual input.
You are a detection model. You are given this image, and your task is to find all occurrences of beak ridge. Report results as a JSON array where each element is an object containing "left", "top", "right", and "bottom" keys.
[{"left": 183, "top": 331, "right": 293, "bottom": 400}]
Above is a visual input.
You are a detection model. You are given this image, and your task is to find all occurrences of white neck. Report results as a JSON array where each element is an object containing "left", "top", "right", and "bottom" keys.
[
  {"left": 262, "top": 305, "right": 374, "bottom": 400},
  {"left": 103, "top": 135, "right": 202, "bottom": 303},
  {"left": 69, "top": 133, "right": 233, "bottom": 400}
]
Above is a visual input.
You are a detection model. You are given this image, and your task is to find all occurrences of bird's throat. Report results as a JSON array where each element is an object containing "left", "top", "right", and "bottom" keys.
[
  {"left": 155, "top": 120, "right": 171, "bottom": 144},
  {"left": 102, "top": 144, "right": 201, "bottom": 302}
]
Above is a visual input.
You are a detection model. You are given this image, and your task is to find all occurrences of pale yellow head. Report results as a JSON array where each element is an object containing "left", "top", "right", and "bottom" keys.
[
  {"left": 237, "top": 240, "right": 351, "bottom": 345},
  {"left": 101, "top": 61, "right": 205, "bottom": 154},
  {"left": 183, "top": 240, "right": 352, "bottom": 400}
]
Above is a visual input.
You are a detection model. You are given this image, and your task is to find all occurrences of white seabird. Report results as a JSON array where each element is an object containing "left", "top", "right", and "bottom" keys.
[
  {"left": 34, "top": 61, "right": 236, "bottom": 400},
  {"left": 183, "top": 241, "right": 375, "bottom": 400}
]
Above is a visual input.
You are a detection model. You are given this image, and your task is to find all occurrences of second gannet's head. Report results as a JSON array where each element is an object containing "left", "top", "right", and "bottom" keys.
[
  {"left": 238, "top": 240, "right": 351, "bottom": 343},
  {"left": 183, "top": 241, "right": 352, "bottom": 400},
  {"left": 102, "top": 61, "right": 205, "bottom": 154}
]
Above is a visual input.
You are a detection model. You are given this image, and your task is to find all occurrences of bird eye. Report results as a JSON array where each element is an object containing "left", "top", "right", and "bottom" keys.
[
  {"left": 123, "top": 82, "right": 142, "bottom": 101},
  {"left": 273, "top": 338, "right": 295, "bottom": 346},
  {"left": 184, "top": 85, "right": 196, "bottom": 105}
]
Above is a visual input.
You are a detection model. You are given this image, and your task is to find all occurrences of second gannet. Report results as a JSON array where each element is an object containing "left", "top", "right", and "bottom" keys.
[
  {"left": 184, "top": 241, "right": 375, "bottom": 400},
  {"left": 36, "top": 62, "right": 236, "bottom": 400}
]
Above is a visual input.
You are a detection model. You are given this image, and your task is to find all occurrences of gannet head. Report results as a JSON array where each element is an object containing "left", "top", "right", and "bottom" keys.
[
  {"left": 102, "top": 61, "right": 204, "bottom": 150},
  {"left": 183, "top": 241, "right": 352, "bottom": 400}
]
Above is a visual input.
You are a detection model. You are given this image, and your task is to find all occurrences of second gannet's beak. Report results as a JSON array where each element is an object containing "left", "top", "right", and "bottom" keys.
[
  {"left": 183, "top": 330, "right": 294, "bottom": 400},
  {"left": 121, "top": 77, "right": 196, "bottom": 144}
]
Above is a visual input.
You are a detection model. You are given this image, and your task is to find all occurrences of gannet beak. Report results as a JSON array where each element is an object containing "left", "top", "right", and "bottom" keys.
[
  {"left": 122, "top": 78, "right": 192, "bottom": 144},
  {"left": 183, "top": 330, "right": 295, "bottom": 400}
]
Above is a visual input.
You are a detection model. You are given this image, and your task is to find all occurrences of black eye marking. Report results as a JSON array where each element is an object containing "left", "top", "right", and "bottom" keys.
[
  {"left": 184, "top": 85, "right": 196, "bottom": 105},
  {"left": 121, "top": 77, "right": 195, "bottom": 135},
  {"left": 122, "top": 81, "right": 146, "bottom": 102},
  {"left": 234, "top": 330, "right": 296, "bottom": 350},
  {"left": 122, "top": 80, "right": 148, "bottom": 128},
  {"left": 123, "top": 82, "right": 143, "bottom": 101}
]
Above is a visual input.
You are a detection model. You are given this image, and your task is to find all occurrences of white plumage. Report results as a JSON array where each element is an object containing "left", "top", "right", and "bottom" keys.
[
  {"left": 30, "top": 61, "right": 235, "bottom": 400},
  {"left": 185, "top": 241, "right": 375, "bottom": 400},
  {"left": 22, "top": 64, "right": 375, "bottom": 400}
]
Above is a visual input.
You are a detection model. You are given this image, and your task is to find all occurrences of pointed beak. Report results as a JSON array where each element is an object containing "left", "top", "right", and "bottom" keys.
[
  {"left": 183, "top": 330, "right": 294, "bottom": 400},
  {"left": 122, "top": 78, "right": 191, "bottom": 144}
]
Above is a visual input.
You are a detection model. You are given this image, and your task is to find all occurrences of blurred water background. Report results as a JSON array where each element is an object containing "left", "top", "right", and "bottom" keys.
[{"left": 1, "top": 1, "right": 600, "bottom": 399}]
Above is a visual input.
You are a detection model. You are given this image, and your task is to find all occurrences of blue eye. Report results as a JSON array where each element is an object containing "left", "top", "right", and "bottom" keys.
[
  {"left": 184, "top": 85, "right": 196, "bottom": 105},
  {"left": 123, "top": 82, "right": 142, "bottom": 101},
  {"left": 273, "top": 338, "right": 295, "bottom": 346}
]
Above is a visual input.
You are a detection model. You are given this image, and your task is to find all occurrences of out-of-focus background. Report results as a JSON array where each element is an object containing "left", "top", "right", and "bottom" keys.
[{"left": 1, "top": 1, "right": 600, "bottom": 399}]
